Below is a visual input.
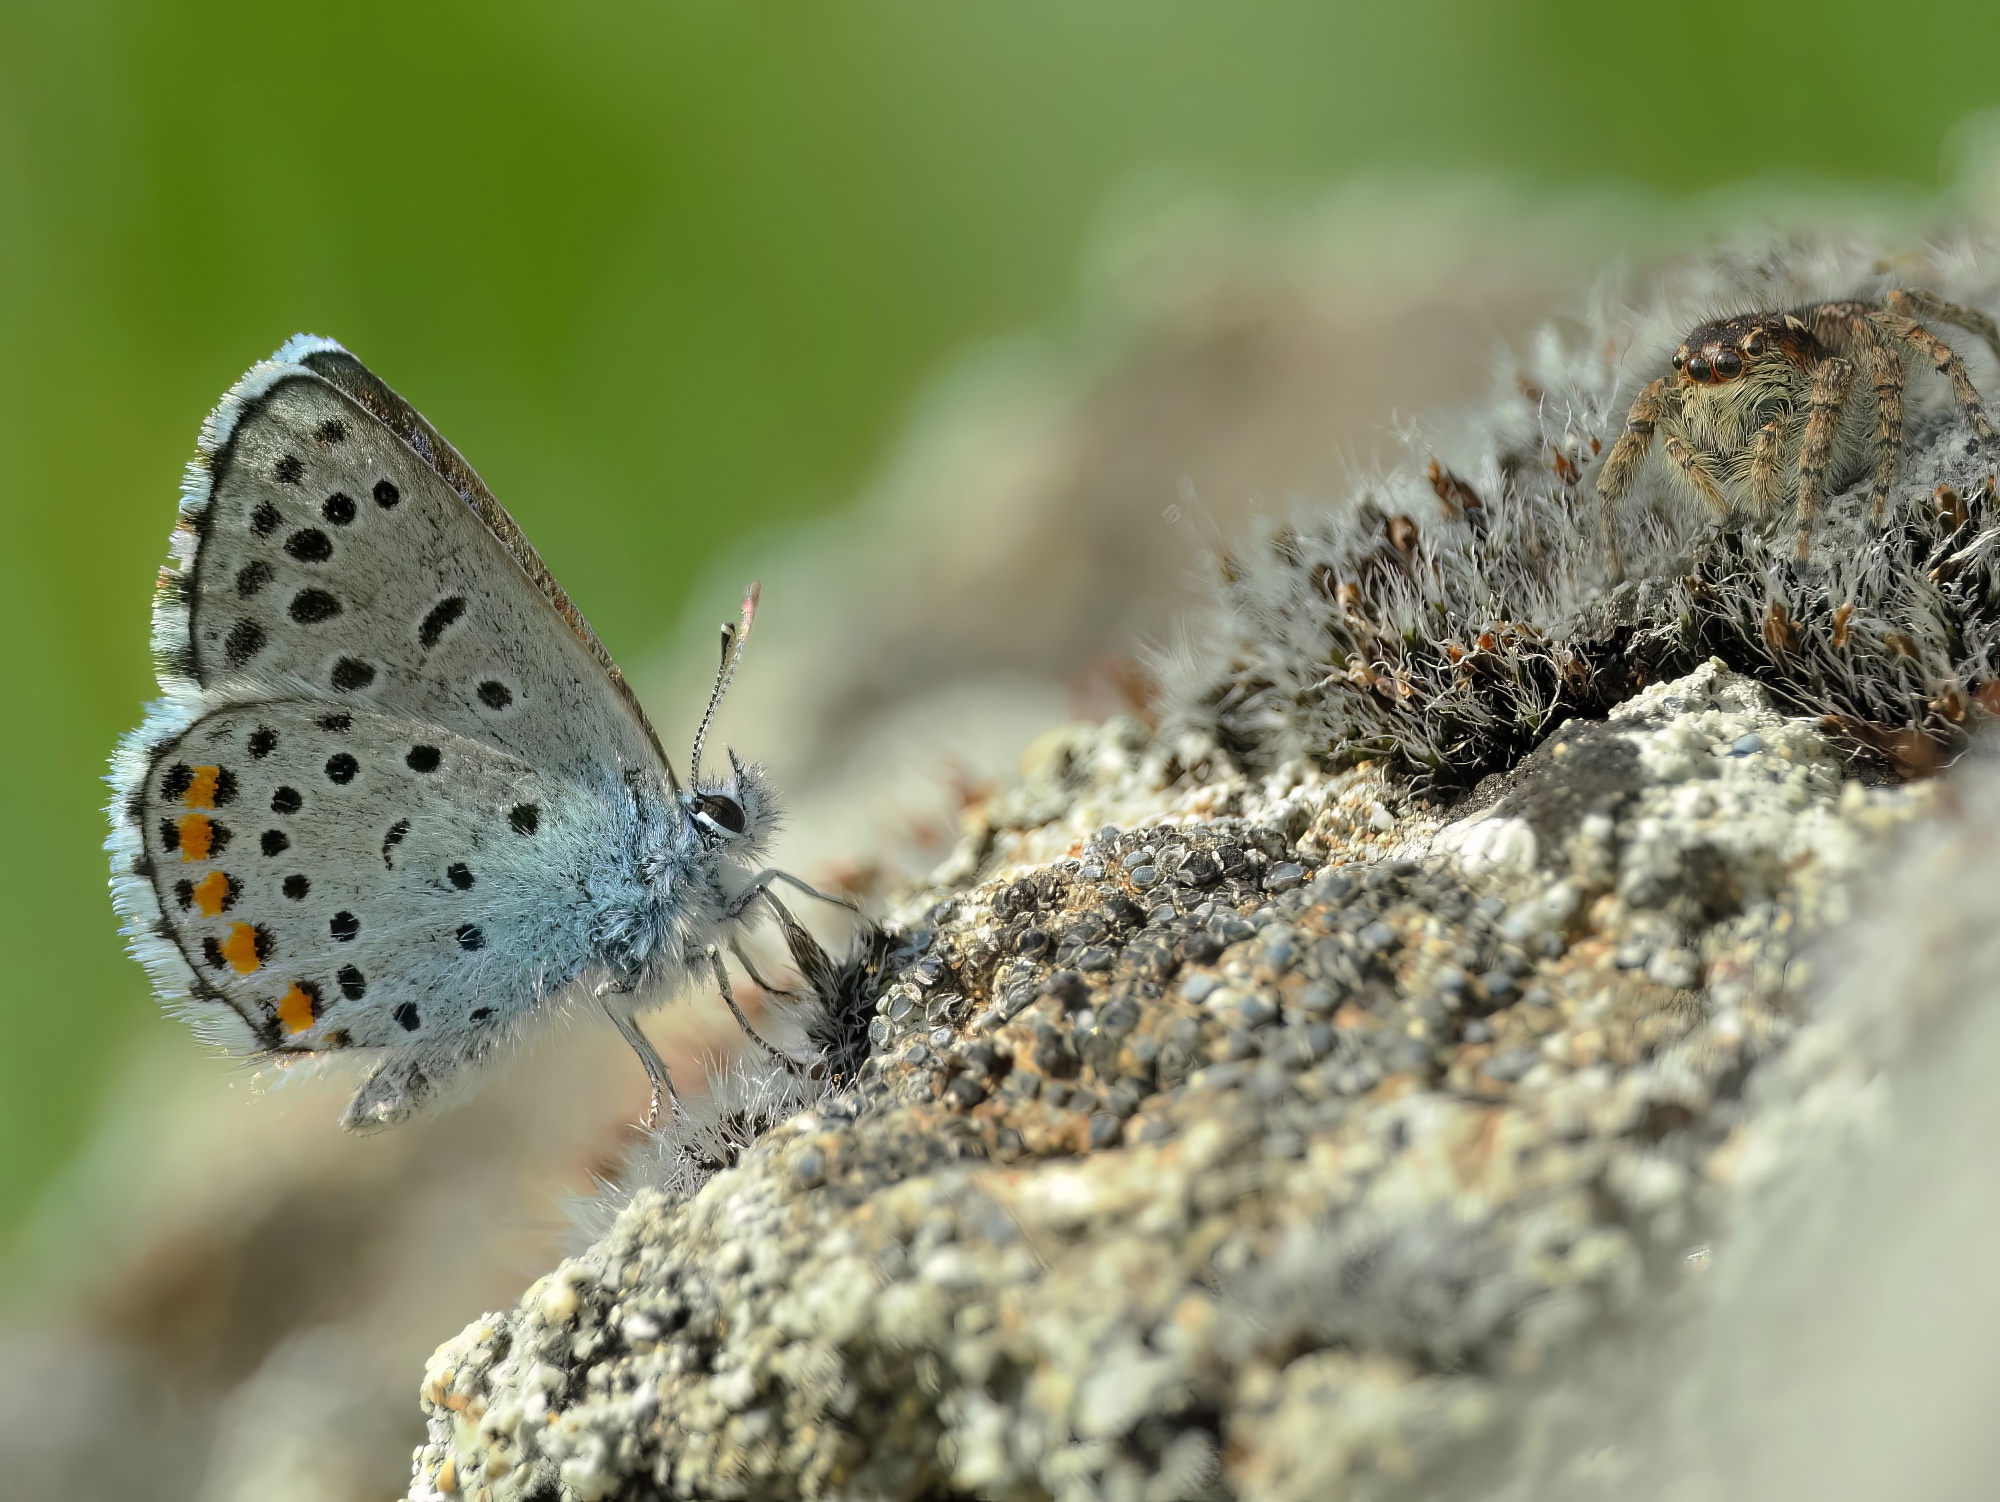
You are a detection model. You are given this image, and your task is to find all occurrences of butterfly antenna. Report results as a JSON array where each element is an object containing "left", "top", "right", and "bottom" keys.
[{"left": 689, "top": 583, "right": 759, "bottom": 784}]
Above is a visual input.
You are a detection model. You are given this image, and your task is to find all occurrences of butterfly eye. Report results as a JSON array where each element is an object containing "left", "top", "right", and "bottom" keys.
[{"left": 695, "top": 794, "right": 746, "bottom": 835}]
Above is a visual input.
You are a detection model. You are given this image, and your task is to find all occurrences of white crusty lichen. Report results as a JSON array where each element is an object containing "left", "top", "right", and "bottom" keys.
[{"left": 1159, "top": 238, "right": 2000, "bottom": 791}]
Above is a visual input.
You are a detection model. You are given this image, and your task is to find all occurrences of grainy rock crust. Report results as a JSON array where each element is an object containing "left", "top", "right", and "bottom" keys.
[{"left": 405, "top": 663, "right": 1934, "bottom": 1502}]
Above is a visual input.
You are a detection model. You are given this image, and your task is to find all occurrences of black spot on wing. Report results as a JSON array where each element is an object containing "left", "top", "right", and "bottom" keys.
[
  {"left": 162, "top": 763, "right": 193, "bottom": 801},
  {"left": 317, "top": 713, "right": 351, "bottom": 733},
  {"left": 224, "top": 620, "right": 266, "bottom": 667},
  {"left": 321, "top": 492, "right": 356, "bottom": 525},
  {"left": 250, "top": 502, "right": 282, "bottom": 536},
  {"left": 159, "top": 819, "right": 180, "bottom": 851},
  {"left": 456, "top": 924, "right": 486, "bottom": 951},
  {"left": 212, "top": 769, "right": 238, "bottom": 806},
  {"left": 447, "top": 862, "right": 473, "bottom": 890},
  {"left": 282, "top": 873, "right": 309, "bottom": 900},
  {"left": 284, "top": 528, "right": 332, "bottom": 563},
  {"left": 289, "top": 588, "right": 341, "bottom": 623},
  {"left": 262, "top": 829, "right": 289, "bottom": 856},
  {"left": 405, "top": 745, "right": 440, "bottom": 773},
  {"left": 331, "top": 910, "right": 359, "bottom": 941},
  {"left": 509, "top": 804, "right": 539, "bottom": 835},
  {"left": 315, "top": 418, "right": 348, "bottom": 444},
  {"left": 373, "top": 479, "right": 400, "bottom": 509},
  {"left": 337, "top": 965, "right": 366, "bottom": 1000},
  {"left": 478, "top": 680, "right": 513, "bottom": 710},
  {"left": 392, "top": 1001, "right": 420, "bottom": 1031},
  {"left": 418, "top": 596, "right": 466, "bottom": 649},
  {"left": 249, "top": 727, "right": 277, "bottom": 758},
  {"left": 173, "top": 879, "right": 193, "bottom": 909},
  {"left": 382, "top": 818, "right": 409, "bottom": 866},
  {"left": 235, "top": 561, "right": 274, "bottom": 597},
  {"left": 325, "top": 752, "right": 358, "bottom": 784},
  {"left": 202, "top": 936, "right": 225, "bottom": 968},
  {"left": 271, "top": 786, "right": 301, "bottom": 814},
  {"left": 274, "top": 454, "right": 304, "bottom": 485},
  {"left": 331, "top": 658, "right": 375, "bottom": 692}
]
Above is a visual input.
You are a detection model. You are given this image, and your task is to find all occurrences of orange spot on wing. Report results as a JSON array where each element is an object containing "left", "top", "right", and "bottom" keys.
[
  {"left": 192, "top": 871, "right": 231, "bottom": 916},
  {"left": 220, "top": 922, "right": 262, "bottom": 974},
  {"left": 178, "top": 814, "right": 214, "bottom": 861},
  {"left": 276, "top": 983, "right": 316, "bottom": 1034},
  {"left": 184, "top": 765, "right": 221, "bottom": 808}
]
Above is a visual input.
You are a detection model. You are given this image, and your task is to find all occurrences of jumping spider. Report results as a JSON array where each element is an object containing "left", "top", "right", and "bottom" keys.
[{"left": 1594, "top": 289, "right": 2000, "bottom": 562}]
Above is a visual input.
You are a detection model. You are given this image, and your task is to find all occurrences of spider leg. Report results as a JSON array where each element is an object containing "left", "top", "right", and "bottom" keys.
[
  {"left": 1857, "top": 333, "right": 1906, "bottom": 522},
  {"left": 1887, "top": 288, "right": 2000, "bottom": 366},
  {"left": 1796, "top": 354, "right": 1856, "bottom": 558},
  {"left": 1868, "top": 309, "right": 1997, "bottom": 448},
  {"left": 1661, "top": 435, "right": 1729, "bottom": 516},
  {"left": 1595, "top": 376, "right": 1669, "bottom": 576},
  {"left": 1748, "top": 420, "right": 1785, "bottom": 511}
]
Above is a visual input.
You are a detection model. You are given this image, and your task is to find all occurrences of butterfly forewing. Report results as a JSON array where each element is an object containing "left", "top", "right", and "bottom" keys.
[{"left": 182, "top": 357, "right": 661, "bottom": 780}]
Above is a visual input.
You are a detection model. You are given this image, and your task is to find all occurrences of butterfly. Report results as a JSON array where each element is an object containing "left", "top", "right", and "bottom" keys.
[{"left": 107, "top": 336, "right": 847, "bottom": 1131}]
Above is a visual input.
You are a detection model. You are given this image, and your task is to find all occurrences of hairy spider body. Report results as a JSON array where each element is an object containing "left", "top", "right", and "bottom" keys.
[{"left": 1594, "top": 290, "right": 2000, "bottom": 562}]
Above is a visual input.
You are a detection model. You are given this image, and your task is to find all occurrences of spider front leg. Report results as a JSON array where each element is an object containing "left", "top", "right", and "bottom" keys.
[
  {"left": 1869, "top": 310, "right": 1998, "bottom": 448},
  {"left": 1661, "top": 436, "right": 1729, "bottom": 515},
  {"left": 1795, "top": 354, "right": 1856, "bottom": 558},
  {"left": 1595, "top": 376, "right": 1669, "bottom": 576},
  {"left": 1748, "top": 420, "right": 1784, "bottom": 511}
]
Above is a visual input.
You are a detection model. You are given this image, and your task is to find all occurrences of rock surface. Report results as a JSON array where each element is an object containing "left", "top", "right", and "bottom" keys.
[{"left": 404, "top": 662, "right": 1939, "bottom": 1502}]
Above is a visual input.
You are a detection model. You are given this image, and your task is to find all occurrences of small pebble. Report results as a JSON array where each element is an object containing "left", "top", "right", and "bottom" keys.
[
  {"left": 1181, "top": 973, "right": 1220, "bottom": 1003},
  {"left": 1263, "top": 861, "right": 1305, "bottom": 892}
]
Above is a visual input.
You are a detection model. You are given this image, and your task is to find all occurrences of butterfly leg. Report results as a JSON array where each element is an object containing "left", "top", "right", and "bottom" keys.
[
  {"left": 758, "top": 890, "right": 845, "bottom": 999},
  {"left": 707, "top": 946, "right": 796, "bottom": 1068},
  {"left": 729, "top": 938, "right": 806, "bottom": 1001},
  {"left": 597, "top": 989, "right": 680, "bottom": 1128},
  {"left": 725, "top": 867, "right": 863, "bottom": 920}
]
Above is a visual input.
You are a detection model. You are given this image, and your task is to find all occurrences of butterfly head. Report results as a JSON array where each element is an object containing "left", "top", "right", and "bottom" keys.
[{"left": 685, "top": 747, "right": 778, "bottom": 855}]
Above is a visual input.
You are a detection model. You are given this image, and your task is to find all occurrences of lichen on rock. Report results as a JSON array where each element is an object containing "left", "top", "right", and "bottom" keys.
[{"left": 404, "top": 650, "right": 1936, "bottom": 1502}]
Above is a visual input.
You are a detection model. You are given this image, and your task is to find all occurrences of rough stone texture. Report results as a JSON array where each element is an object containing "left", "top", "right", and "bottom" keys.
[{"left": 404, "top": 662, "right": 1938, "bottom": 1502}]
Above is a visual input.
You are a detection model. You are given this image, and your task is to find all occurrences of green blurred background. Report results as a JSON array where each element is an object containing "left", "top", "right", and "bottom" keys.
[{"left": 4, "top": 0, "right": 1998, "bottom": 1241}]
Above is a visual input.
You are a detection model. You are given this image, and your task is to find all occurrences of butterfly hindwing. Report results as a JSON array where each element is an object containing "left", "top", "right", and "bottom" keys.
[{"left": 125, "top": 699, "right": 621, "bottom": 1056}]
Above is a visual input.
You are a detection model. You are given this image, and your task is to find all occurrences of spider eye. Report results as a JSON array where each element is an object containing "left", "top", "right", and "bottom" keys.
[
  {"left": 1672, "top": 351, "right": 1687, "bottom": 369},
  {"left": 1686, "top": 355, "right": 1712, "bottom": 382},
  {"left": 1713, "top": 351, "right": 1743, "bottom": 380},
  {"left": 694, "top": 793, "right": 746, "bottom": 835},
  {"left": 1743, "top": 332, "right": 1766, "bottom": 357}
]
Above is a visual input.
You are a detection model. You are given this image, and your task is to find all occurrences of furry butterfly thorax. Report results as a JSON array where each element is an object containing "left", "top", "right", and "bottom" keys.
[{"left": 106, "top": 336, "right": 793, "bottom": 1130}]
